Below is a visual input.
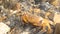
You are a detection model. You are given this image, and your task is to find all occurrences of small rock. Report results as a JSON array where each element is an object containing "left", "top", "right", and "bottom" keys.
[
  {"left": 53, "top": 12, "right": 60, "bottom": 24},
  {"left": 0, "top": 22, "right": 10, "bottom": 34},
  {"left": 20, "top": 31, "right": 30, "bottom": 34}
]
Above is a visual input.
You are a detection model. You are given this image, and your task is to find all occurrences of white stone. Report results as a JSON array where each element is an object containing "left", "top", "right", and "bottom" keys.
[
  {"left": 21, "top": 31, "right": 30, "bottom": 34},
  {"left": 0, "top": 22, "right": 10, "bottom": 34}
]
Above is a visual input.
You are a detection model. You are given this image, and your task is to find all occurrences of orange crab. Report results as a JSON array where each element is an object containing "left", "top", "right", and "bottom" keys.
[{"left": 21, "top": 12, "right": 52, "bottom": 33}]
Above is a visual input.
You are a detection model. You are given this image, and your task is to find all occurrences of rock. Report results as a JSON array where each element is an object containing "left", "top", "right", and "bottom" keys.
[
  {"left": 49, "top": 0, "right": 59, "bottom": 8},
  {"left": 0, "top": 22, "right": 10, "bottom": 34},
  {"left": 20, "top": 31, "right": 30, "bottom": 34},
  {"left": 54, "top": 23, "right": 60, "bottom": 34},
  {"left": 39, "top": 2, "right": 51, "bottom": 11},
  {"left": 53, "top": 12, "right": 60, "bottom": 24}
]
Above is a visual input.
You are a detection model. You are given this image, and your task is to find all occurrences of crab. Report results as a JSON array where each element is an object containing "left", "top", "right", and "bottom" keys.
[{"left": 21, "top": 12, "right": 52, "bottom": 33}]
